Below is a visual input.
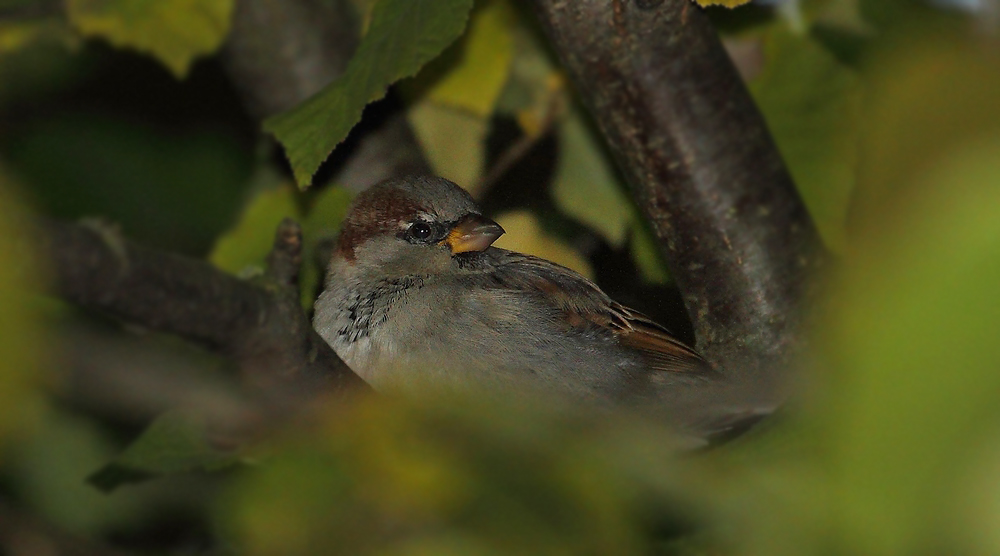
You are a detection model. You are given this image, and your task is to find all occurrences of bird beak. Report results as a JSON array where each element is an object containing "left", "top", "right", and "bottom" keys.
[{"left": 444, "top": 214, "right": 505, "bottom": 254}]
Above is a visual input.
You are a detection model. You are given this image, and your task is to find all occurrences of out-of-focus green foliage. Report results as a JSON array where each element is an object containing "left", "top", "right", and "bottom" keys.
[
  {"left": 264, "top": 0, "right": 476, "bottom": 188},
  {"left": 698, "top": 0, "right": 753, "bottom": 8},
  {"left": 88, "top": 410, "right": 238, "bottom": 492},
  {"left": 749, "top": 27, "right": 862, "bottom": 252},
  {"left": 415, "top": 0, "right": 515, "bottom": 118},
  {"left": 0, "top": 171, "right": 44, "bottom": 454},
  {"left": 5, "top": 114, "right": 252, "bottom": 254},
  {"left": 493, "top": 210, "right": 593, "bottom": 278},
  {"left": 223, "top": 394, "right": 689, "bottom": 556},
  {"left": 66, "top": 0, "right": 234, "bottom": 77},
  {"left": 3, "top": 0, "right": 1000, "bottom": 554},
  {"left": 211, "top": 179, "right": 355, "bottom": 308}
]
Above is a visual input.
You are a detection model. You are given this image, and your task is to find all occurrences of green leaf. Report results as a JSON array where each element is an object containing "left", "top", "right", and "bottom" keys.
[
  {"left": 407, "top": 101, "right": 488, "bottom": 193},
  {"left": 210, "top": 180, "right": 300, "bottom": 276},
  {"left": 492, "top": 210, "right": 593, "bottom": 279},
  {"left": 419, "top": 0, "right": 515, "bottom": 117},
  {"left": 552, "top": 107, "right": 633, "bottom": 248},
  {"left": 819, "top": 139, "right": 1000, "bottom": 555},
  {"left": 750, "top": 28, "right": 862, "bottom": 252},
  {"left": 88, "top": 410, "right": 238, "bottom": 492},
  {"left": 265, "top": 0, "right": 476, "bottom": 188},
  {"left": 66, "top": 0, "right": 234, "bottom": 78}
]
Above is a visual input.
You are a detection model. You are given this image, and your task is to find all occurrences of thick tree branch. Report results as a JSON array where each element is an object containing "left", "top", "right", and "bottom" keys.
[
  {"left": 31, "top": 217, "right": 367, "bottom": 411},
  {"left": 531, "top": 0, "right": 825, "bottom": 422}
]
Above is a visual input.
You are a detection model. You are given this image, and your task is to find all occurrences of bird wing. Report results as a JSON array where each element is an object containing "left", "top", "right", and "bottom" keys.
[{"left": 482, "top": 250, "right": 711, "bottom": 376}]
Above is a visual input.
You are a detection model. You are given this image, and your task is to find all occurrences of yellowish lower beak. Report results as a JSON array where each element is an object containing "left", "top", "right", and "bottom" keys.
[{"left": 444, "top": 214, "right": 505, "bottom": 254}]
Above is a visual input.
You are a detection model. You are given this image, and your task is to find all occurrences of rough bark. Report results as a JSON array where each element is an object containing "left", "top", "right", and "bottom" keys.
[{"left": 531, "top": 0, "right": 825, "bottom": 423}]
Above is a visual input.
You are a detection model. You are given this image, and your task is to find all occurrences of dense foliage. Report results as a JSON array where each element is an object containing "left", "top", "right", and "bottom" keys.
[{"left": 1, "top": 0, "right": 1000, "bottom": 554}]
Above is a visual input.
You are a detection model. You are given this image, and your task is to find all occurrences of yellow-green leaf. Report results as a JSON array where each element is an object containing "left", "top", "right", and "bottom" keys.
[
  {"left": 552, "top": 107, "right": 633, "bottom": 247},
  {"left": 422, "top": 0, "right": 515, "bottom": 117},
  {"left": 493, "top": 210, "right": 593, "bottom": 279},
  {"left": 66, "top": 0, "right": 234, "bottom": 78},
  {"left": 407, "top": 102, "right": 488, "bottom": 194},
  {"left": 210, "top": 184, "right": 300, "bottom": 276}
]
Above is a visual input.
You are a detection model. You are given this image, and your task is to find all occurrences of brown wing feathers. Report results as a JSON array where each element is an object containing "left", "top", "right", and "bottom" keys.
[{"left": 493, "top": 251, "right": 708, "bottom": 375}]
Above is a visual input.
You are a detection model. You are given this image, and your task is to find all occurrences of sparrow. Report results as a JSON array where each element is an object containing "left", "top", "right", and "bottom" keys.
[{"left": 313, "top": 175, "right": 720, "bottom": 418}]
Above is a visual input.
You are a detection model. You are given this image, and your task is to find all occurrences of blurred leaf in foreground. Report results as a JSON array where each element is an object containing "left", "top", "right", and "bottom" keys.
[
  {"left": 705, "top": 37, "right": 1000, "bottom": 556},
  {"left": 0, "top": 170, "right": 44, "bottom": 454},
  {"left": 265, "top": 0, "right": 475, "bottom": 188},
  {"left": 9, "top": 408, "right": 146, "bottom": 533},
  {"left": 88, "top": 409, "right": 239, "bottom": 492},
  {"left": 696, "top": 0, "right": 753, "bottom": 7},
  {"left": 210, "top": 179, "right": 300, "bottom": 277},
  {"left": 820, "top": 138, "right": 1000, "bottom": 556},
  {"left": 226, "top": 395, "right": 693, "bottom": 556},
  {"left": 66, "top": 0, "right": 234, "bottom": 77}
]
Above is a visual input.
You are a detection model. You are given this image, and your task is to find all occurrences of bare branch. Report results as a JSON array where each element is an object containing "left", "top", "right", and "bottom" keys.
[{"left": 530, "top": 0, "right": 826, "bottom": 421}]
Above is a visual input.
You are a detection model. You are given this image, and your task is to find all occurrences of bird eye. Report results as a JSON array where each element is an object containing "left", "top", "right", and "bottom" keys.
[{"left": 409, "top": 221, "right": 433, "bottom": 240}]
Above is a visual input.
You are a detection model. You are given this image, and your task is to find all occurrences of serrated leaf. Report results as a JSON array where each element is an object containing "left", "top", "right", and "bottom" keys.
[
  {"left": 210, "top": 182, "right": 300, "bottom": 276},
  {"left": 66, "top": 0, "right": 234, "bottom": 78},
  {"left": 265, "top": 0, "right": 476, "bottom": 188},
  {"left": 750, "top": 28, "right": 862, "bottom": 252},
  {"left": 408, "top": 102, "right": 488, "bottom": 194},
  {"left": 88, "top": 410, "right": 238, "bottom": 492},
  {"left": 422, "top": 0, "right": 515, "bottom": 117}
]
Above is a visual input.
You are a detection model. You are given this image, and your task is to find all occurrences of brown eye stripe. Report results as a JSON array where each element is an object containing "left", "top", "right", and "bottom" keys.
[{"left": 337, "top": 189, "right": 426, "bottom": 262}]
